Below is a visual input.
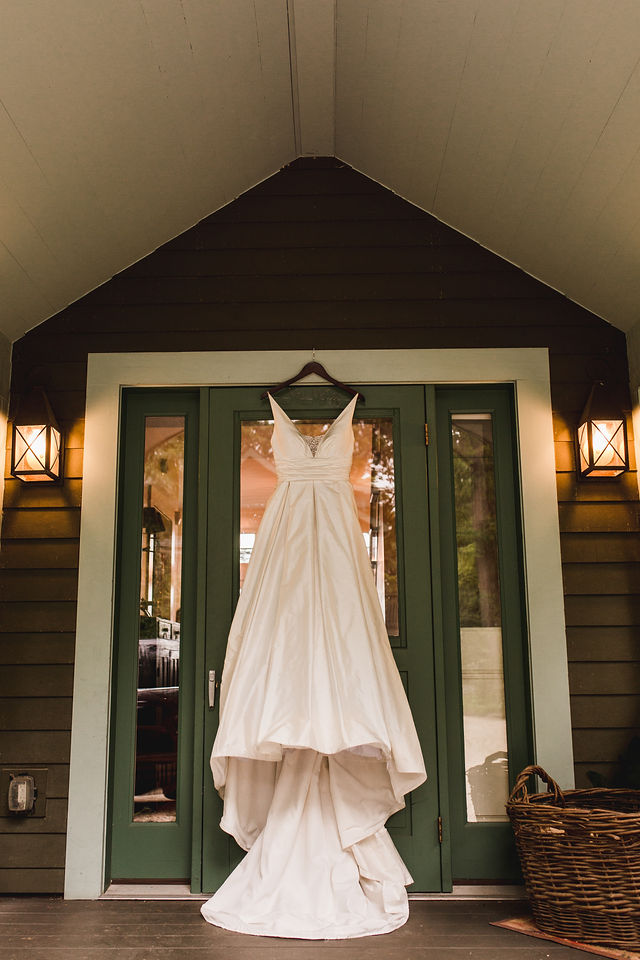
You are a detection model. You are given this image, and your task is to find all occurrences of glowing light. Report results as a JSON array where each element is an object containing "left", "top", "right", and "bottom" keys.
[
  {"left": 12, "top": 416, "right": 62, "bottom": 482},
  {"left": 577, "top": 382, "right": 628, "bottom": 480}
]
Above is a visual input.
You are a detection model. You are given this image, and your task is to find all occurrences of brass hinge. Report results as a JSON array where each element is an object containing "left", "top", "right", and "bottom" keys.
[
  {"left": 437, "top": 815, "right": 443, "bottom": 843},
  {"left": 424, "top": 423, "right": 429, "bottom": 446}
]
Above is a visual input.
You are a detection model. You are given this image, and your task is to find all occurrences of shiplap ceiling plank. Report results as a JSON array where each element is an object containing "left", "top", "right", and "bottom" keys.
[
  {"left": 336, "top": 0, "right": 640, "bottom": 332},
  {"left": 433, "top": 0, "right": 569, "bottom": 232},
  {"left": 502, "top": 2, "right": 640, "bottom": 277},
  {"left": 290, "top": 0, "right": 336, "bottom": 155},
  {"left": 337, "top": 0, "right": 405, "bottom": 180},
  {"left": 0, "top": 0, "right": 294, "bottom": 340},
  {"left": 2, "top": 0, "right": 640, "bottom": 340},
  {"left": 0, "top": 244, "right": 51, "bottom": 334},
  {"left": 484, "top": 2, "right": 615, "bottom": 250}
]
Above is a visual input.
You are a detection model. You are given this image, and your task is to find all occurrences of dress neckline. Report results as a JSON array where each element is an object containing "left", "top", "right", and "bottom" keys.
[{"left": 267, "top": 393, "right": 358, "bottom": 448}]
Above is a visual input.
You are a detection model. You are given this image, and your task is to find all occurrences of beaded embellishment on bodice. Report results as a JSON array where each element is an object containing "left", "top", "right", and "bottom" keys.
[{"left": 302, "top": 435, "right": 323, "bottom": 457}]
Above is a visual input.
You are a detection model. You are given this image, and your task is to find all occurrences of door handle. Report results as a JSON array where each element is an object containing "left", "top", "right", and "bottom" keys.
[{"left": 208, "top": 670, "right": 218, "bottom": 709}]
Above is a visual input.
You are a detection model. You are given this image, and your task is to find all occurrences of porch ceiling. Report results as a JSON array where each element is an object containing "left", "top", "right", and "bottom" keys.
[{"left": 2, "top": 1, "right": 640, "bottom": 342}]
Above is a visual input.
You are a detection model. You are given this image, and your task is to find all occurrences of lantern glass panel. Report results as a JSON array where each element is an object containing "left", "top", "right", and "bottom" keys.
[
  {"left": 17, "top": 425, "right": 47, "bottom": 470},
  {"left": 592, "top": 420, "right": 625, "bottom": 471},
  {"left": 49, "top": 426, "right": 61, "bottom": 477},
  {"left": 14, "top": 425, "right": 49, "bottom": 482},
  {"left": 577, "top": 422, "right": 589, "bottom": 473}
]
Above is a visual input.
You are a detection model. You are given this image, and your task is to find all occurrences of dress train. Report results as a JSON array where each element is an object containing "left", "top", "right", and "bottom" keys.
[{"left": 201, "top": 749, "right": 412, "bottom": 939}]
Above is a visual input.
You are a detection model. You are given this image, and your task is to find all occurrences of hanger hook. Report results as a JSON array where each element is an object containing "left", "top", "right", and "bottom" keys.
[{"left": 312, "top": 346, "right": 316, "bottom": 361}]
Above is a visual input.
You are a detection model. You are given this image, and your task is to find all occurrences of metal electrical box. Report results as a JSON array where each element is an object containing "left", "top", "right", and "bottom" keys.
[
  {"left": 1, "top": 768, "right": 48, "bottom": 817},
  {"left": 8, "top": 774, "right": 36, "bottom": 813}
]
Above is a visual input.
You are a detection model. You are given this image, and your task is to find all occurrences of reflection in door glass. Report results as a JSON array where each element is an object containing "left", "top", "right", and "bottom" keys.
[
  {"left": 451, "top": 413, "right": 509, "bottom": 823},
  {"left": 133, "top": 416, "right": 185, "bottom": 823},
  {"left": 240, "top": 417, "right": 399, "bottom": 636}
]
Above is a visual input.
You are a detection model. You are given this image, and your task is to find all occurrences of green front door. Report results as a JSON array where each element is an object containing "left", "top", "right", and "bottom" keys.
[
  {"left": 201, "top": 385, "right": 441, "bottom": 892},
  {"left": 109, "top": 382, "right": 531, "bottom": 890}
]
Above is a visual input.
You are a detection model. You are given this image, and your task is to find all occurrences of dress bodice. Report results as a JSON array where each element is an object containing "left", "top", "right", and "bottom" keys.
[{"left": 268, "top": 393, "right": 357, "bottom": 483}]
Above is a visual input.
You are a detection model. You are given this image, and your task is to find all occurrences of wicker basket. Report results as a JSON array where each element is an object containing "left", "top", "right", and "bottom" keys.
[{"left": 507, "top": 765, "right": 640, "bottom": 948}]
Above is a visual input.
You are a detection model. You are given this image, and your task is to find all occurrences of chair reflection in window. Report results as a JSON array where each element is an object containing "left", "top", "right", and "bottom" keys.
[{"left": 134, "top": 497, "right": 181, "bottom": 822}]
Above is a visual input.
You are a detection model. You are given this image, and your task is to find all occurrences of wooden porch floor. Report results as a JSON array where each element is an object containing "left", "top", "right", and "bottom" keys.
[{"left": 0, "top": 897, "right": 599, "bottom": 960}]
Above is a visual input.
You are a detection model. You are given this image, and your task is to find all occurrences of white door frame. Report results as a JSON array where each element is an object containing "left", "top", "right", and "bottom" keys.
[{"left": 64, "top": 347, "right": 571, "bottom": 898}]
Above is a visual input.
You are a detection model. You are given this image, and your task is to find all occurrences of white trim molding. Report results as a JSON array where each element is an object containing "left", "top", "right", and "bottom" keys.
[{"left": 64, "top": 348, "right": 571, "bottom": 898}]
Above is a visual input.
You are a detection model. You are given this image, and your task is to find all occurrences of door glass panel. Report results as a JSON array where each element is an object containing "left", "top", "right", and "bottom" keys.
[
  {"left": 451, "top": 413, "right": 509, "bottom": 823},
  {"left": 134, "top": 416, "right": 185, "bottom": 822},
  {"left": 240, "top": 416, "right": 399, "bottom": 636}
]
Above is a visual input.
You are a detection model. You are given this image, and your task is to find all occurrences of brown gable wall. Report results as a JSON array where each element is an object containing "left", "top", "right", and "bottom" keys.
[{"left": 1, "top": 158, "right": 639, "bottom": 893}]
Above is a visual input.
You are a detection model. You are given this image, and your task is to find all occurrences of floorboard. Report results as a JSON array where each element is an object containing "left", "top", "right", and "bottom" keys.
[{"left": 0, "top": 897, "right": 601, "bottom": 959}]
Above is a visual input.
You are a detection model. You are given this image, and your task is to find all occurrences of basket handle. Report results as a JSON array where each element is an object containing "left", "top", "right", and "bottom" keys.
[{"left": 509, "top": 765, "right": 566, "bottom": 806}]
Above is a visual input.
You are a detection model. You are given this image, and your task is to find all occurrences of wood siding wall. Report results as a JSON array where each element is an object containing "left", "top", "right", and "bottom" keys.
[{"left": 1, "top": 158, "right": 639, "bottom": 893}]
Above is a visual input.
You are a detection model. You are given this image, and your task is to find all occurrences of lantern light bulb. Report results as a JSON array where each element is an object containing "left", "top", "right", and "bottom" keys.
[
  {"left": 591, "top": 420, "right": 621, "bottom": 467},
  {"left": 21, "top": 425, "right": 47, "bottom": 471}
]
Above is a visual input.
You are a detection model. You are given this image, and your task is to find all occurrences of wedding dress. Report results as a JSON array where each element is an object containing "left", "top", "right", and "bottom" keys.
[{"left": 201, "top": 393, "right": 426, "bottom": 939}]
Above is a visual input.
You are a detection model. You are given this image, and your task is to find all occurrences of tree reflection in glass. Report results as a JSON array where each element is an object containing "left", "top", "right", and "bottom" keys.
[{"left": 452, "top": 414, "right": 509, "bottom": 823}]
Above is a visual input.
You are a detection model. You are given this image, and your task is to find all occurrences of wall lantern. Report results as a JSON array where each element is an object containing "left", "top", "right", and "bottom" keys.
[
  {"left": 577, "top": 380, "right": 629, "bottom": 480},
  {"left": 10, "top": 387, "right": 63, "bottom": 482}
]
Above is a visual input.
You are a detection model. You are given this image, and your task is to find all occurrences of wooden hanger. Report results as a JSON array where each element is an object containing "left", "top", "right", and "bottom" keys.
[{"left": 261, "top": 361, "right": 365, "bottom": 402}]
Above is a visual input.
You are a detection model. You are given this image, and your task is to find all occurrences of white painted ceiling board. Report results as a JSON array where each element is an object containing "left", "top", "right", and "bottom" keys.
[
  {"left": 336, "top": 0, "right": 479, "bottom": 204},
  {"left": 3, "top": 0, "right": 640, "bottom": 341},
  {"left": 433, "top": 2, "right": 568, "bottom": 231},
  {"left": 0, "top": 0, "right": 295, "bottom": 340},
  {"left": 0, "top": 249, "right": 51, "bottom": 337},
  {"left": 478, "top": 2, "right": 613, "bottom": 248},
  {"left": 580, "top": 205, "right": 640, "bottom": 326},
  {"left": 376, "top": 0, "right": 479, "bottom": 208},
  {"left": 451, "top": 0, "right": 640, "bottom": 327},
  {"left": 335, "top": 0, "right": 640, "bottom": 332},
  {"left": 290, "top": 0, "right": 336, "bottom": 156},
  {"left": 333, "top": 0, "right": 369, "bottom": 161},
  {"left": 349, "top": 0, "right": 406, "bottom": 178},
  {"left": 501, "top": 3, "right": 640, "bottom": 263}
]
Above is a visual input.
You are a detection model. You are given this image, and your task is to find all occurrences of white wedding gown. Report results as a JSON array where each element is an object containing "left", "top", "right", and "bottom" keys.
[{"left": 201, "top": 393, "right": 426, "bottom": 939}]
